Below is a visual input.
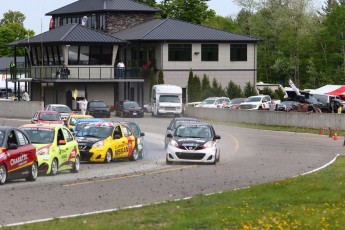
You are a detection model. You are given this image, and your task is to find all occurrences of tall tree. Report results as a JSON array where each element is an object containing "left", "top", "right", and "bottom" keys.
[
  {"left": 149, "top": 67, "right": 157, "bottom": 98},
  {"left": 318, "top": 4, "right": 345, "bottom": 83},
  {"left": 0, "top": 10, "right": 26, "bottom": 26},
  {"left": 225, "top": 80, "right": 243, "bottom": 98},
  {"left": 0, "top": 10, "right": 34, "bottom": 57},
  {"left": 135, "top": 0, "right": 157, "bottom": 7},
  {"left": 243, "top": 81, "right": 257, "bottom": 97},
  {"left": 201, "top": 74, "right": 211, "bottom": 99},
  {"left": 158, "top": 68, "right": 164, "bottom": 84},
  {"left": 157, "top": 0, "right": 215, "bottom": 24}
]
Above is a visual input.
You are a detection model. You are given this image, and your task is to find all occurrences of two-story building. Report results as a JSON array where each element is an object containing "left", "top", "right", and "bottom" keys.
[{"left": 7, "top": 0, "right": 260, "bottom": 110}]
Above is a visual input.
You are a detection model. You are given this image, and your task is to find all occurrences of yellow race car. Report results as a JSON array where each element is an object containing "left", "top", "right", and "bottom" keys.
[
  {"left": 75, "top": 122, "right": 138, "bottom": 163},
  {"left": 65, "top": 114, "right": 94, "bottom": 131}
]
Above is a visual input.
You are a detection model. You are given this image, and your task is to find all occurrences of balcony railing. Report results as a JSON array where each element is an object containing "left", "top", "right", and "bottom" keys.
[{"left": 6, "top": 66, "right": 150, "bottom": 80}]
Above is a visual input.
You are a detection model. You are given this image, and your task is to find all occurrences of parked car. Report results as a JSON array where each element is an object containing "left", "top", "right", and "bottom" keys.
[
  {"left": 44, "top": 104, "right": 73, "bottom": 121},
  {"left": 164, "top": 117, "right": 201, "bottom": 148},
  {"left": 115, "top": 100, "right": 144, "bottom": 117},
  {"left": 86, "top": 100, "right": 111, "bottom": 118},
  {"left": 119, "top": 121, "right": 145, "bottom": 159},
  {"left": 239, "top": 95, "right": 271, "bottom": 110},
  {"left": 224, "top": 98, "right": 246, "bottom": 109},
  {"left": 20, "top": 124, "right": 80, "bottom": 175},
  {"left": 275, "top": 101, "right": 300, "bottom": 111},
  {"left": 0, "top": 126, "right": 38, "bottom": 185},
  {"left": 75, "top": 121, "right": 138, "bottom": 163},
  {"left": 65, "top": 114, "right": 94, "bottom": 131},
  {"left": 31, "top": 110, "right": 64, "bottom": 125},
  {"left": 166, "top": 122, "right": 221, "bottom": 164},
  {"left": 199, "top": 97, "right": 230, "bottom": 108},
  {"left": 305, "top": 97, "right": 325, "bottom": 111}
]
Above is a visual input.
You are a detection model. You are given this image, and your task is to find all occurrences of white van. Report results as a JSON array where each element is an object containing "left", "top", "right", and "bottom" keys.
[{"left": 151, "top": 84, "right": 183, "bottom": 117}]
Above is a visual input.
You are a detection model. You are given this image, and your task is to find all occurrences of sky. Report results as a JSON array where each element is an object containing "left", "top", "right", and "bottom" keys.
[{"left": 0, "top": 0, "right": 239, "bottom": 35}]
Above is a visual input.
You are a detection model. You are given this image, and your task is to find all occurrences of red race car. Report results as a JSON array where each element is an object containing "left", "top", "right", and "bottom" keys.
[
  {"left": 31, "top": 110, "right": 64, "bottom": 125},
  {"left": 0, "top": 126, "right": 38, "bottom": 185}
]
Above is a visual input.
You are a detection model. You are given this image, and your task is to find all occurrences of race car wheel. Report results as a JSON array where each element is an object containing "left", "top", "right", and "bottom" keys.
[
  {"left": 104, "top": 149, "right": 112, "bottom": 163},
  {"left": 216, "top": 151, "right": 220, "bottom": 163},
  {"left": 71, "top": 156, "right": 80, "bottom": 173},
  {"left": 139, "top": 149, "right": 144, "bottom": 160},
  {"left": 50, "top": 158, "right": 58, "bottom": 176},
  {"left": 0, "top": 165, "right": 7, "bottom": 185},
  {"left": 211, "top": 155, "right": 217, "bottom": 165},
  {"left": 166, "top": 155, "right": 172, "bottom": 165},
  {"left": 129, "top": 148, "right": 139, "bottom": 161},
  {"left": 26, "top": 162, "right": 38, "bottom": 181}
]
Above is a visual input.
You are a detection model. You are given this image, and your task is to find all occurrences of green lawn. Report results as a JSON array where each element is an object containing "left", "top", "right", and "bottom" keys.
[{"left": 6, "top": 123, "right": 345, "bottom": 229}]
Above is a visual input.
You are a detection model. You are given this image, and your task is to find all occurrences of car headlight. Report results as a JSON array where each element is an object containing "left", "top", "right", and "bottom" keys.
[
  {"left": 93, "top": 140, "right": 104, "bottom": 148},
  {"left": 37, "top": 147, "right": 49, "bottom": 156},
  {"left": 169, "top": 139, "right": 178, "bottom": 147},
  {"left": 204, "top": 141, "right": 214, "bottom": 148}
]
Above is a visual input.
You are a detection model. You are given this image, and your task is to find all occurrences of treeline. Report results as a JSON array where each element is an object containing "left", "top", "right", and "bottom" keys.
[
  {"left": 202, "top": 0, "right": 345, "bottom": 90},
  {"left": 187, "top": 70, "right": 286, "bottom": 102}
]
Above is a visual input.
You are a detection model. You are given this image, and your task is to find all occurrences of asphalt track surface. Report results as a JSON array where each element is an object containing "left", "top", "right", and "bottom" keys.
[{"left": 0, "top": 115, "right": 344, "bottom": 226}]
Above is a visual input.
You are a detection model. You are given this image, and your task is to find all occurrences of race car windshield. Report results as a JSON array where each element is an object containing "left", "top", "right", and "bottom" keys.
[
  {"left": 22, "top": 129, "right": 54, "bottom": 144},
  {"left": 175, "top": 126, "right": 211, "bottom": 138},
  {"left": 39, "top": 113, "right": 61, "bottom": 121},
  {"left": 77, "top": 126, "right": 112, "bottom": 138}
]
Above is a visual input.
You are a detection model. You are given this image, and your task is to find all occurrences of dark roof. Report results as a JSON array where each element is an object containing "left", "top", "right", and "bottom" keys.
[
  {"left": 0, "top": 57, "right": 25, "bottom": 70},
  {"left": 10, "top": 24, "right": 128, "bottom": 47},
  {"left": 46, "top": 0, "right": 160, "bottom": 16},
  {"left": 113, "top": 18, "right": 260, "bottom": 42}
]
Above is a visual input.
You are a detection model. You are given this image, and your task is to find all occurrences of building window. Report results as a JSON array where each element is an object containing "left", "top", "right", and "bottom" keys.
[
  {"left": 79, "top": 46, "right": 90, "bottom": 65},
  {"left": 230, "top": 44, "right": 247, "bottom": 61},
  {"left": 168, "top": 44, "right": 192, "bottom": 61},
  {"left": 68, "top": 46, "right": 79, "bottom": 65},
  {"left": 100, "top": 46, "right": 112, "bottom": 65},
  {"left": 201, "top": 44, "right": 218, "bottom": 61},
  {"left": 68, "top": 45, "right": 112, "bottom": 65}
]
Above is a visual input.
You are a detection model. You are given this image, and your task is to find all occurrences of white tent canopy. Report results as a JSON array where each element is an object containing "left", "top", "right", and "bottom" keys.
[{"left": 309, "top": 85, "right": 345, "bottom": 96}]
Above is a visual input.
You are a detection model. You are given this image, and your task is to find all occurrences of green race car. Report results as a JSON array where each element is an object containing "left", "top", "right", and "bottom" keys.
[{"left": 20, "top": 124, "right": 80, "bottom": 175}]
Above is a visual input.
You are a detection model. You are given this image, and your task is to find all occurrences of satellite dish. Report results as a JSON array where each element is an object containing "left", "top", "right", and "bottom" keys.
[{"left": 82, "top": 16, "right": 88, "bottom": 26}]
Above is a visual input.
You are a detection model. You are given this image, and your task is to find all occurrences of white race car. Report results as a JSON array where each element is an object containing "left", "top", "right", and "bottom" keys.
[{"left": 166, "top": 122, "right": 221, "bottom": 164}]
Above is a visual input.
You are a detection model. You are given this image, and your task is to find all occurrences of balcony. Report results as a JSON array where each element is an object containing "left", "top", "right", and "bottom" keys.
[{"left": 6, "top": 66, "right": 150, "bottom": 81}]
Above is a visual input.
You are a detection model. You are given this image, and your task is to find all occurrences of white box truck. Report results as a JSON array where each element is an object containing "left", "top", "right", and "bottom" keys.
[{"left": 151, "top": 84, "right": 183, "bottom": 117}]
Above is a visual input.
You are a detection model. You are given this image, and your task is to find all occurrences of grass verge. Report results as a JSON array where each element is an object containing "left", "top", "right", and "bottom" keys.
[{"left": 6, "top": 156, "right": 345, "bottom": 229}]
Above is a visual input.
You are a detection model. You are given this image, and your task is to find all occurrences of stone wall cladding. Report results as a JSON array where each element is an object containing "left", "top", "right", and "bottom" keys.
[{"left": 106, "top": 13, "right": 156, "bottom": 33}]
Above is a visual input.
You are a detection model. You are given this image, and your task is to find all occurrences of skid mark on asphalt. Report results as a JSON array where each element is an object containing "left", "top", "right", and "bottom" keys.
[
  {"left": 219, "top": 131, "right": 239, "bottom": 155},
  {"left": 63, "top": 165, "right": 196, "bottom": 187}
]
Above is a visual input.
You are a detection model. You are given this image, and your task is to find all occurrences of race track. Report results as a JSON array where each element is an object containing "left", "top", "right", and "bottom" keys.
[{"left": 0, "top": 116, "right": 343, "bottom": 226}]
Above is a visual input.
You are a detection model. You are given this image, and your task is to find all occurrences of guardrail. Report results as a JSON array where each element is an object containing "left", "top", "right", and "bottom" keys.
[{"left": 185, "top": 107, "right": 345, "bottom": 130}]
